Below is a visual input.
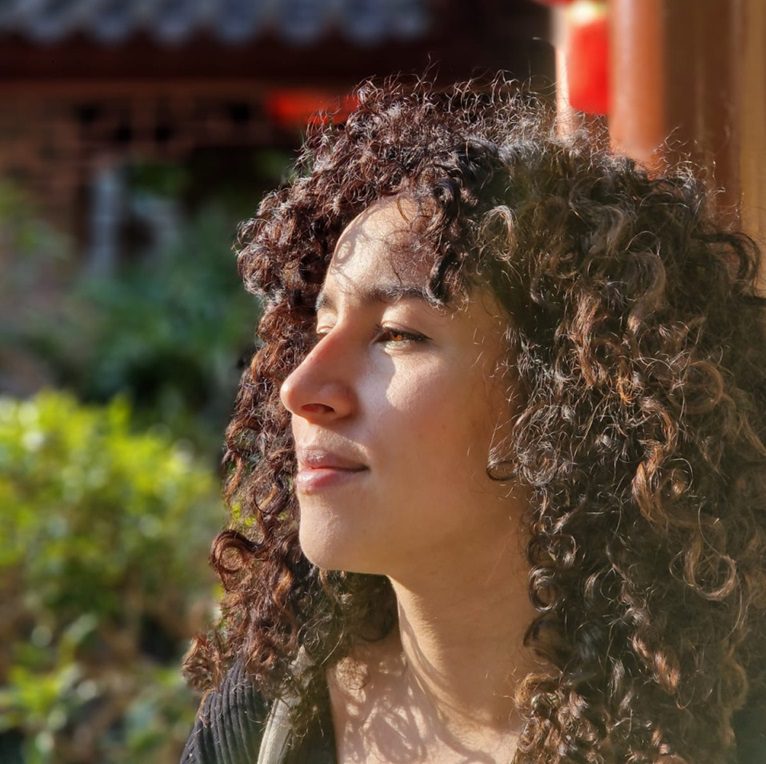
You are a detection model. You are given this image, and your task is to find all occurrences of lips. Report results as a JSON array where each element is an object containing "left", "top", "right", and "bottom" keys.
[{"left": 295, "top": 446, "right": 368, "bottom": 493}]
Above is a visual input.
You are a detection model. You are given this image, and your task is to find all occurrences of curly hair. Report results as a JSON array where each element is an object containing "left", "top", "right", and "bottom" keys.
[{"left": 184, "top": 76, "right": 766, "bottom": 763}]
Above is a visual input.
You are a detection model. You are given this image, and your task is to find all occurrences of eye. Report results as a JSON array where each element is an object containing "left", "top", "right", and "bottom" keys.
[
  {"left": 312, "top": 328, "right": 331, "bottom": 347},
  {"left": 375, "top": 325, "right": 428, "bottom": 346}
]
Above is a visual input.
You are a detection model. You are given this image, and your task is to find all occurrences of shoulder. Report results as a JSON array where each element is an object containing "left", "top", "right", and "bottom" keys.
[
  {"left": 180, "top": 654, "right": 337, "bottom": 764},
  {"left": 732, "top": 702, "right": 766, "bottom": 764},
  {"left": 180, "top": 660, "right": 269, "bottom": 764}
]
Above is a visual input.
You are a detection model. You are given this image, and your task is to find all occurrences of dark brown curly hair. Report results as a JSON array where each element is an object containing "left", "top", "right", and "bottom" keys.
[{"left": 184, "top": 76, "right": 766, "bottom": 763}]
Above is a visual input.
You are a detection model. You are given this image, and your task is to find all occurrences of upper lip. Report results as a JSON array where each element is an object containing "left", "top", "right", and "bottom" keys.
[{"left": 296, "top": 446, "right": 367, "bottom": 471}]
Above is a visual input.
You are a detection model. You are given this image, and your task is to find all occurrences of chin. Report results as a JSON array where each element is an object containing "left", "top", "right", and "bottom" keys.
[{"left": 298, "top": 520, "right": 383, "bottom": 575}]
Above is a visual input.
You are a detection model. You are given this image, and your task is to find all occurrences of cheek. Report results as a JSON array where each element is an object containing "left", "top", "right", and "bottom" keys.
[
  {"left": 373, "top": 363, "right": 448, "bottom": 424},
  {"left": 370, "top": 362, "right": 494, "bottom": 468}
]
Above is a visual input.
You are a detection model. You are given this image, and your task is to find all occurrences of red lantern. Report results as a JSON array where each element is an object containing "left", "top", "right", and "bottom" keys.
[
  {"left": 265, "top": 90, "right": 357, "bottom": 129},
  {"left": 565, "top": 0, "right": 609, "bottom": 114}
]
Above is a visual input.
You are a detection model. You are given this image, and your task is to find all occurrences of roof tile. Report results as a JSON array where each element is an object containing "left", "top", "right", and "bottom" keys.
[{"left": 0, "top": 0, "right": 431, "bottom": 45}]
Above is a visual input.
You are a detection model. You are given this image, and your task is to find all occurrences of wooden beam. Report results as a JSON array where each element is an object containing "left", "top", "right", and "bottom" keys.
[
  {"left": 739, "top": 0, "right": 766, "bottom": 286},
  {"left": 607, "top": 0, "right": 665, "bottom": 173},
  {"left": 608, "top": 0, "right": 765, "bottom": 289}
]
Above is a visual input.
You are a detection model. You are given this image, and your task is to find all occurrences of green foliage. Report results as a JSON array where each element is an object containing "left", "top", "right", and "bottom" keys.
[
  {"left": 128, "top": 162, "right": 190, "bottom": 199},
  {"left": 23, "top": 203, "right": 260, "bottom": 453},
  {"left": 0, "top": 391, "right": 222, "bottom": 763},
  {"left": 0, "top": 160, "right": 275, "bottom": 761},
  {"left": 0, "top": 180, "right": 68, "bottom": 275},
  {"left": 0, "top": 181, "right": 71, "bottom": 387}
]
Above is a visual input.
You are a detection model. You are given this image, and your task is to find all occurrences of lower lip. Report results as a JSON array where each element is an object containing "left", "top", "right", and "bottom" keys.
[{"left": 296, "top": 467, "right": 368, "bottom": 493}]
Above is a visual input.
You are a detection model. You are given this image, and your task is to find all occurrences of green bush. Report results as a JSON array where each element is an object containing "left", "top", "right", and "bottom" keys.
[
  {"left": 0, "top": 180, "right": 72, "bottom": 399},
  {"left": 22, "top": 205, "right": 259, "bottom": 454},
  {"left": 0, "top": 391, "right": 222, "bottom": 763},
  {"left": 0, "top": 180, "right": 68, "bottom": 276}
]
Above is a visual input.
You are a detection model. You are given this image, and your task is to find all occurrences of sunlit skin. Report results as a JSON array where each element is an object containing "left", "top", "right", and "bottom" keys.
[{"left": 279, "top": 199, "right": 541, "bottom": 762}]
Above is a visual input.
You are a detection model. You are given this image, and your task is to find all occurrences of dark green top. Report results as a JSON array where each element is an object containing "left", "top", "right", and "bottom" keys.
[
  {"left": 180, "top": 659, "right": 765, "bottom": 763},
  {"left": 180, "top": 659, "right": 337, "bottom": 764}
]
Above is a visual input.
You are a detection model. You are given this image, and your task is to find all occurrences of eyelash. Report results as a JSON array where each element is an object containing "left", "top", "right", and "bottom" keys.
[
  {"left": 313, "top": 325, "right": 427, "bottom": 346},
  {"left": 375, "top": 326, "right": 428, "bottom": 345}
]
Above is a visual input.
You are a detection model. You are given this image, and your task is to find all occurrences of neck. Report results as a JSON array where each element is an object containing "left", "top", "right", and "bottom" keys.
[
  {"left": 388, "top": 537, "right": 538, "bottom": 738},
  {"left": 328, "top": 506, "right": 544, "bottom": 761}
]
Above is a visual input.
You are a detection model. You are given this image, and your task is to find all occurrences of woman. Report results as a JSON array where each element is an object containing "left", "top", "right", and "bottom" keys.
[{"left": 181, "top": 77, "right": 766, "bottom": 763}]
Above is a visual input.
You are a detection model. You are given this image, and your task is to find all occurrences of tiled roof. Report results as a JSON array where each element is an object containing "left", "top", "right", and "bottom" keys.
[{"left": 0, "top": 0, "right": 430, "bottom": 46}]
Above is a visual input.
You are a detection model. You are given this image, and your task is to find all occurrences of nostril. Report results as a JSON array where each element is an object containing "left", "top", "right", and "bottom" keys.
[{"left": 302, "top": 403, "right": 334, "bottom": 414}]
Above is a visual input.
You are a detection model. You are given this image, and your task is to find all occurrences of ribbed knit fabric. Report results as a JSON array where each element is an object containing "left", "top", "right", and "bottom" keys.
[
  {"left": 180, "top": 659, "right": 337, "bottom": 764},
  {"left": 179, "top": 659, "right": 764, "bottom": 762},
  {"left": 732, "top": 704, "right": 766, "bottom": 764}
]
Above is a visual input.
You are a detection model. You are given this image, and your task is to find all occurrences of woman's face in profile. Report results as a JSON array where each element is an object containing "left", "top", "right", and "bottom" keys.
[{"left": 280, "top": 198, "right": 525, "bottom": 581}]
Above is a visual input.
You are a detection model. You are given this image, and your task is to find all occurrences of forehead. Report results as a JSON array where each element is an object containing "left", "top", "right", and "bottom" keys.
[
  {"left": 318, "top": 197, "right": 446, "bottom": 311},
  {"left": 316, "top": 198, "right": 510, "bottom": 345}
]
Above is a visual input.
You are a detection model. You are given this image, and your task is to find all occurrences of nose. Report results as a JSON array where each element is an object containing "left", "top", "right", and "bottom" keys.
[{"left": 279, "top": 330, "right": 358, "bottom": 421}]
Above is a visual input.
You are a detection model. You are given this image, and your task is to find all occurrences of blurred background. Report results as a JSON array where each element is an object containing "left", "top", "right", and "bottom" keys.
[{"left": 0, "top": 1, "right": 762, "bottom": 762}]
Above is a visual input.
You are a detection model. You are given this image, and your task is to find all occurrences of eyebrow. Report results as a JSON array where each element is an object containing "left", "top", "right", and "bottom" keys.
[{"left": 314, "top": 282, "right": 442, "bottom": 313}]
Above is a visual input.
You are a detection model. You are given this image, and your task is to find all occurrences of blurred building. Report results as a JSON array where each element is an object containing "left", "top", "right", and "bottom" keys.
[{"left": 0, "top": 0, "right": 552, "bottom": 270}]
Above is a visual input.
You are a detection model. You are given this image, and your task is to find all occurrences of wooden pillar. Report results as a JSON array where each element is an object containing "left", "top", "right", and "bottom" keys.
[
  {"left": 607, "top": 0, "right": 665, "bottom": 173},
  {"left": 738, "top": 0, "right": 766, "bottom": 295},
  {"left": 608, "top": 0, "right": 766, "bottom": 290},
  {"left": 552, "top": 7, "right": 576, "bottom": 136}
]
